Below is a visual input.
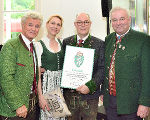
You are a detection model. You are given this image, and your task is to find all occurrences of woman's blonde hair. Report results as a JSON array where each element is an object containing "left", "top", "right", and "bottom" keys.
[{"left": 46, "top": 15, "right": 63, "bottom": 26}]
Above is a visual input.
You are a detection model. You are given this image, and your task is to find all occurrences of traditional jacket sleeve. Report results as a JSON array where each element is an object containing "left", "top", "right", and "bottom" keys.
[
  {"left": 139, "top": 38, "right": 150, "bottom": 107},
  {"left": 86, "top": 40, "right": 105, "bottom": 94},
  {"left": 0, "top": 42, "right": 24, "bottom": 111}
]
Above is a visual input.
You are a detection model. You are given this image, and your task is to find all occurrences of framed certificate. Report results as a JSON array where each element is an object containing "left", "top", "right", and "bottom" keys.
[{"left": 61, "top": 45, "right": 95, "bottom": 89}]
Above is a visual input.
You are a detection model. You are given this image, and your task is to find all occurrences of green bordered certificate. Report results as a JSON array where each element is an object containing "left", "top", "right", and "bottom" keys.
[{"left": 61, "top": 45, "right": 95, "bottom": 89}]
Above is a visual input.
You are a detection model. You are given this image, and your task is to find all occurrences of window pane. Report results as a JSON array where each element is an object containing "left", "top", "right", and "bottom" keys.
[
  {"left": 129, "top": 0, "right": 148, "bottom": 33},
  {"left": 3, "top": 0, "right": 35, "bottom": 43},
  {"left": 4, "top": 13, "right": 24, "bottom": 42},
  {"left": 4, "top": 0, "right": 35, "bottom": 11}
]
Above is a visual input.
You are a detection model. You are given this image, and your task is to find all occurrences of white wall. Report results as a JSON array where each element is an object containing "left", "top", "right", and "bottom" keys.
[
  {"left": 112, "top": 0, "right": 129, "bottom": 10},
  {"left": 40, "top": 0, "right": 107, "bottom": 41}
]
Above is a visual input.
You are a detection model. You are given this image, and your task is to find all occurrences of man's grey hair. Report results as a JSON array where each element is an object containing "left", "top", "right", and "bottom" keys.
[
  {"left": 75, "top": 13, "right": 91, "bottom": 22},
  {"left": 21, "top": 11, "right": 43, "bottom": 26},
  {"left": 110, "top": 7, "right": 130, "bottom": 19}
]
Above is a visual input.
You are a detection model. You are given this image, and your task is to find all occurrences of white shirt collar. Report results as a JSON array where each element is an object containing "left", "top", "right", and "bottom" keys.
[
  {"left": 77, "top": 34, "right": 89, "bottom": 42},
  {"left": 116, "top": 27, "right": 130, "bottom": 38},
  {"left": 42, "top": 36, "right": 60, "bottom": 53}
]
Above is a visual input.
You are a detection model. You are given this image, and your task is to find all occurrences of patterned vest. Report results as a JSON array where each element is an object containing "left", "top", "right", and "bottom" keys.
[{"left": 40, "top": 39, "right": 64, "bottom": 71}]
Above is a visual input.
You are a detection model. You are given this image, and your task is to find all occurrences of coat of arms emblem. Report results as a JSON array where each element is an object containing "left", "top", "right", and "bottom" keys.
[{"left": 74, "top": 51, "right": 84, "bottom": 67}]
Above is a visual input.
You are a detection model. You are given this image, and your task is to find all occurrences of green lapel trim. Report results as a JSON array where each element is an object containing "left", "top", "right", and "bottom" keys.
[{"left": 71, "top": 34, "right": 93, "bottom": 48}]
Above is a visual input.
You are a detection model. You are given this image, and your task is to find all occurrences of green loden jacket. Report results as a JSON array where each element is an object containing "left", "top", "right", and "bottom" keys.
[
  {"left": 0, "top": 34, "right": 38, "bottom": 117},
  {"left": 103, "top": 29, "right": 150, "bottom": 114}
]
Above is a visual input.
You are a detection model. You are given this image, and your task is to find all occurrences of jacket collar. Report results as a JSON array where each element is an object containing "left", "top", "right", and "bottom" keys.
[{"left": 19, "top": 34, "right": 29, "bottom": 51}]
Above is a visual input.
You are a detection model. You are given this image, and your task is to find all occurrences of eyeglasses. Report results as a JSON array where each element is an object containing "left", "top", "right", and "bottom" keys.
[{"left": 76, "top": 20, "right": 90, "bottom": 26}]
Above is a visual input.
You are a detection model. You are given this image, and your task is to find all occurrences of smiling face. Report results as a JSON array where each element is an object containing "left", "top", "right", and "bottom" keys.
[
  {"left": 111, "top": 9, "right": 131, "bottom": 35},
  {"left": 46, "top": 16, "right": 62, "bottom": 37},
  {"left": 21, "top": 18, "right": 41, "bottom": 41},
  {"left": 74, "top": 13, "right": 91, "bottom": 38}
]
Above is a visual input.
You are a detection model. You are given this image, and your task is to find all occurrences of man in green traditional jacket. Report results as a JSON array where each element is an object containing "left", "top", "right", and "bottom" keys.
[
  {"left": 0, "top": 11, "right": 43, "bottom": 120},
  {"left": 102, "top": 7, "right": 150, "bottom": 120}
]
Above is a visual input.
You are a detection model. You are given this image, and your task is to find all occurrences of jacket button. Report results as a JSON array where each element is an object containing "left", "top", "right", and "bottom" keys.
[{"left": 29, "top": 54, "right": 32, "bottom": 57}]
